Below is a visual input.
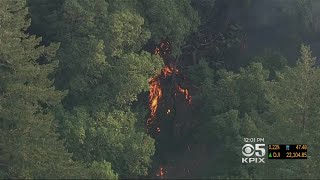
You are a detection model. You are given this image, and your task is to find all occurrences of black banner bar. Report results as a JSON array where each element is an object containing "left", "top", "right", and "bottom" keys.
[{"left": 268, "top": 144, "right": 307, "bottom": 159}]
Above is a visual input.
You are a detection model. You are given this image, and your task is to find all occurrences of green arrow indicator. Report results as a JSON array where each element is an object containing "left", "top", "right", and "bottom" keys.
[{"left": 269, "top": 153, "right": 272, "bottom": 158}]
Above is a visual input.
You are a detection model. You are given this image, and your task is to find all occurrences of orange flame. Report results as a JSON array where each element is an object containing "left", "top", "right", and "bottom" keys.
[
  {"left": 162, "top": 66, "right": 173, "bottom": 77},
  {"left": 148, "top": 39, "right": 195, "bottom": 179},
  {"left": 147, "top": 39, "right": 192, "bottom": 136},
  {"left": 177, "top": 85, "right": 192, "bottom": 104},
  {"left": 161, "top": 65, "right": 179, "bottom": 78},
  {"left": 155, "top": 40, "right": 171, "bottom": 57},
  {"left": 147, "top": 77, "right": 162, "bottom": 126},
  {"left": 156, "top": 167, "right": 165, "bottom": 177},
  {"left": 155, "top": 47, "right": 160, "bottom": 55},
  {"left": 160, "top": 167, "right": 164, "bottom": 177}
]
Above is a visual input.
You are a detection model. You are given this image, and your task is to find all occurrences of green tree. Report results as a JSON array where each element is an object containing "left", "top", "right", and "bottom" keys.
[
  {"left": 0, "top": 0, "right": 117, "bottom": 179},
  {"left": 108, "top": 10, "right": 151, "bottom": 57},
  {"left": 251, "top": 45, "right": 320, "bottom": 179},
  {"left": 211, "top": 62, "right": 269, "bottom": 116},
  {"left": 266, "top": 45, "right": 320, "bottom": 135},
  {"left": 26, "top": 0, "right": 64, "bottom": 44},
  {"left": 140, "top": 0, "right": 200, "bottom": 54},
  {"left": 190, "top": 62, "right": 269, "bottom": 178},
  {"left": 27, "top": 0, "right": 163, "bottom": 177},
  {"left": 250, "top": 49, "right": 288, "bottom": 79}
]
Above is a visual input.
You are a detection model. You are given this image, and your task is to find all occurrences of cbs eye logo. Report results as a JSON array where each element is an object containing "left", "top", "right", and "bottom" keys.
[
  {"left": 242, "top": 144, "right": 266, "bottom": 163},
  {"left": 242, "top": 144, "right": 255, "bottom": 157}
]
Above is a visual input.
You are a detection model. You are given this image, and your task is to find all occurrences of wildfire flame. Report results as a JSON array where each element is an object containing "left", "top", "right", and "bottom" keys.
[
  {"left": 148, "top": 39, "right": 193, "bottom": 178},
  {"left": 162, "top": 66, "right": 177, "bottom": 77},
  {"left": 147, "top": 39, "right": 192, "bottom": 133},
  {"left": 156, "top": 167, "right": 165, "bottom": 177},
  {"left": 155, "top": 40, "right": 171, "bottom": 56},
  {"left": 155, "top": 47, "right": 160, "bottom": 55},
  {"left": 147, "top": 77, "right": 162, "bottom": 126},
  {"left": 177, "top": 85, "right": 192, "bottom": 104}
]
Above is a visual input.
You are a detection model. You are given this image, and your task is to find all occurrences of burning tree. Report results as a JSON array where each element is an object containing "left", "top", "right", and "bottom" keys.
[
  {"left": 147, "top": 39, "right": 192, "bottom": 137},
  {"left": 146, "top": 39, "right": 196, "bottom": 178}
]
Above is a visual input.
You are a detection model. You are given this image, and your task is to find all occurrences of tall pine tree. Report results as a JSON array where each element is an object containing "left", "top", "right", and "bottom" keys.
[{"left": 0, "top": 0, "right": 117, "bottom": 179}]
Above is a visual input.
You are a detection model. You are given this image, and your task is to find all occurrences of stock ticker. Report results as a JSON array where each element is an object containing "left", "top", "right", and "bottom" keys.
[{"left": 268, "top": 144, "right": 307, "bottom": 159}]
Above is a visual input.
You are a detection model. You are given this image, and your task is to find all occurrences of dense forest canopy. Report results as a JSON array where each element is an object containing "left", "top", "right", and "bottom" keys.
[{"left": 1, "top": 0, "right": 320, "bottom": 179}]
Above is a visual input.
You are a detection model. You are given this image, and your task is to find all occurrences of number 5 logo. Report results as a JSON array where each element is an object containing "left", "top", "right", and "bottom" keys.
[{"left": 255, "top": 144, "right": 266, "bottom": 157}]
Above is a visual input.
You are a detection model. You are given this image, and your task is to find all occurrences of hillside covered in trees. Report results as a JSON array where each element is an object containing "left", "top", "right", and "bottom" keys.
[{"left": 1, "top": 0, "right": 320, "bottom": 179}]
